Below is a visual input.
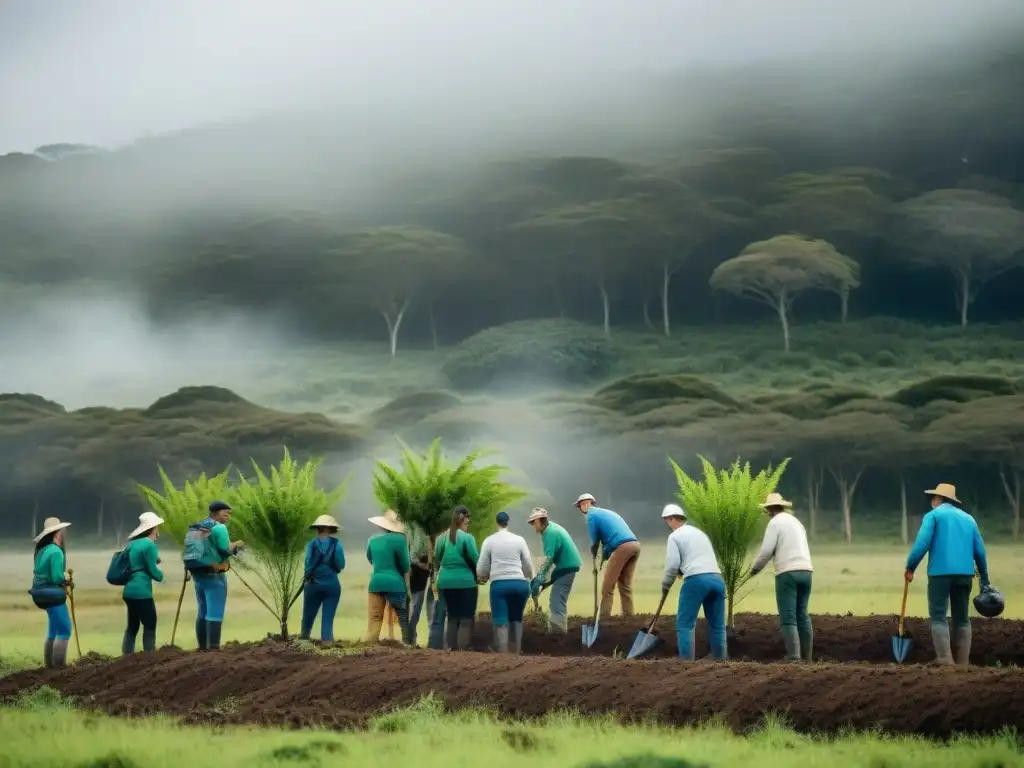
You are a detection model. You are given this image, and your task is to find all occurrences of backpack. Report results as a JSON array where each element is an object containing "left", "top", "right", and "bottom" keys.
[
  {"left": 105, "top": 546, "right": 140, "bottom": 586},
  {"left": 183, "top": 519, "right": 221, "bottom": 571}
]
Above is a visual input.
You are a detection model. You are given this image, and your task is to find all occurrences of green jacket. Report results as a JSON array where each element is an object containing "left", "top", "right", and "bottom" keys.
[
  {"left": 366, "top": 533, "right": 411, "bottom": 594},
  {"left": 434, "top": 530, "right": 479, "bottom": 590},
  {"left": 123, "top": 537, "right": 165, "bottom": 600},
  {"left": 33, "top": 543, "right": 66, "bottom": 586},
  {"left": 536, "top": 521, "right": 583, "bottom": 584}
]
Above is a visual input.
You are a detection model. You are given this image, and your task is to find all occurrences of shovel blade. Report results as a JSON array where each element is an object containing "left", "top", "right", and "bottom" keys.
[
  {"left": 582, "top": 621, "right": 599, "bottom": 648},
  {"left": 626, "top": 630, "right": 661, "bottom": 659},
  {"left": 891, "top": 635, "right": 912, "bottom": 663}
]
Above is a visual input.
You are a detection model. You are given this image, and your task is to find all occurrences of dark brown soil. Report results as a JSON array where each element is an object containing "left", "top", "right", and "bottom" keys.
[
  {"left": 466, "top": 612, "right": 1024, "bottom": 666},
  {"left": 3, "top": 642, "right": 1024, "bottom": 738}
]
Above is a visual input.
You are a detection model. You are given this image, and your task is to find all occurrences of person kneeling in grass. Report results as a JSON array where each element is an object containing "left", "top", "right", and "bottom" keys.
[
  {"left": 364, "top": 510, "right": 412, "bottom": 644},
  {"left": 526, "top": 507, "right": 582, "bottom": 633},
  {"left": 749, "top": 492, "right": 814, "bottom": 663},
  {"left": 661, "top": 504, "right": 727, "bottom": 661},
  {"left": 300, "top": 514, "right": 346, "bottom": 642},
  {"left": 122, "top": 512, "right": 165, "bottom": 654},
  {"left": 477, "top": 511, "right": 534, "bottom": 653}
]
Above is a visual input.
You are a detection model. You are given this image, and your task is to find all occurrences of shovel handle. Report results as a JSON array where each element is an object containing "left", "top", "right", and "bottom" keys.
[
  {"left": 898, "top": 578, "right": 909, "bottom": 636},
  {"left": 646, "top": 589, "right": 670, "bottom": 634}
]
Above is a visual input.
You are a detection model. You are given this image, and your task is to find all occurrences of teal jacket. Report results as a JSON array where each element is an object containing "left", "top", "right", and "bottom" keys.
[
  {"left": 434, "top": 530, "right": 480, "bottom": 590},
  {"left": 906, "top": 503, "right": 989, "bottom": 581},
  {"left": 33, "top": 543, "right": 67, "bottom": 587},
  {"left": 534, "top": 521, "right": 583, "bottom": 586},
  {"left": 123, "top": 537, "right": 164, "bottom": 600},
  {"left": 366, "top": 533, "right": 410, "bottom": 594}
]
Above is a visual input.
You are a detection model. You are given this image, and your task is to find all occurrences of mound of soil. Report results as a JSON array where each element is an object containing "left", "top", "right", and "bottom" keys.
[
  {"left": 470, "top": 612, "right": 1024, "bottom": 666},
  {"left": 3, "top": 644, "right": 1023, "bottom": 738}
]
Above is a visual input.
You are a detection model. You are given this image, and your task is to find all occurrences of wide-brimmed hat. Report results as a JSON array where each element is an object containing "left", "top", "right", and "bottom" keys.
[
  {"left": 34, "top": 517, "right": 71, "bottom": 543},
  {"left": 925, "top": 483, "right": 960, "bottom": 504},
  {"left": 760, "top": 492, "right": 793, "bottom": 510},
  {"left": 574, "top": 493, "right": 596, "bottom": 507},
  {"left": 661, "top": 503, "right": 686, "bottom": 519},
  {"left": 310, "top": 514, "right": 340, "bottom": 530},
  {"left": 368, "top": 509, "right": 405, "bottom": 534},
  {"left": 527, "top": 507, "right": 549, "bottom": 523},
  {"left": 128, "top": 512, "right": 165, "bottom": 539}
]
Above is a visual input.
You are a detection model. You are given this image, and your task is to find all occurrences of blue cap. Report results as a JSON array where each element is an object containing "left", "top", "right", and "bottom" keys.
[
  {"left": 209, "top": 500, "right": 232, "bottom": 514},
  {"left": 495, "top": 511, "right": 510, "bottom": 525}
]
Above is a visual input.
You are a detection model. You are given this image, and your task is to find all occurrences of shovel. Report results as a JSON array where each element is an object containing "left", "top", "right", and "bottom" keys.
[
  {"left": 581, "top": 559, "right": 600, "bottom": 648},
  {"left": 891, "top": 578, "right": 912, "bottom": 663},
  {"left": 627, "top": 588, "right": 670, "bottom": 660}
]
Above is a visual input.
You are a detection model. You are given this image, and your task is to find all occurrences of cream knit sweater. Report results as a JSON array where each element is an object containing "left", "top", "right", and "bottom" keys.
[{"left": 752, "top": 512, "right": 813, "bottom": 575}]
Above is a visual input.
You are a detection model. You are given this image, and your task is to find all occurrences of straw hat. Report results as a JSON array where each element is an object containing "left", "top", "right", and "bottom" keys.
[
  {"left": 310, "top": 514, "right": 340, "bottom": 530},
  {"left": 34, "top": 517, "right": 71, "bottom": 543},
  {"left": 760, "top": 492, "right": 793, "bottom": 510},
  {"left": 661, "top": 503, "right": 686, "bottom": 519},
  {"left": 925, "top": 483, "right": 960, "bottom": 504},
  {"left": 527, "top": 507, "right": 549, "bottom": 523},
  {"left": 574, "top": 493, "right": 596, "bottom": 507},
  {"left": 128, "top": 512, "right": 165, "bottom": 539},
  {"left": 368, "top": 509, "right": 405, "bottom": 534}
]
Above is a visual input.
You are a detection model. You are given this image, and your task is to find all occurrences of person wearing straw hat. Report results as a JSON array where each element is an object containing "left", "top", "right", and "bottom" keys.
[
  {"left": 30, "top": 517, "right": 73, "bottom": 668},
  {"left": 527, "top": 507, "right": 582, "bottom": 633},
  {"left": 121, "top": 512, "right": 166, "bottom": 655},
  {"left": 364, "top": 510, "right": 412, "bottom": 644},
  {"left": 749, "top": 492, "right": 814, "bottom": 663},
  {"left": 477, "top": 511, "right": 534, "bottom": 653},
  {"left": 661, "top": 504, "right": 727, "bottom": 661},
  {"left": 575, "top": 492, "right": 641, "bottom": 619},
  {"left": 905, "top": 482, "right": 990, "bottom": 666},
  {"left": 300, "top": 514, "right": 347, "bottom": 642}
]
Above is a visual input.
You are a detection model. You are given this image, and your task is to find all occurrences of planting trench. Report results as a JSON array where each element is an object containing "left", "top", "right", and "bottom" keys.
[{"left": 2, "top": 642, "right": 1024, "bottom": 738}]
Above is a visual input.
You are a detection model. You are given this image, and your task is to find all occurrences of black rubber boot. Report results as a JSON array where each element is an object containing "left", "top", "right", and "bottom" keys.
[
  {"left": 195, "top": 618, "right": 208, "bottom": 650},
  {"left": 142, "top": 629, "right": 156, "bottom": 653},
  {"left": 445, "top": 620, "right": 459, "bottom": 651},
  {"left": 43, "top": 639, "right": 54, "bottom": 668},
  {"left": 206, "top": 621, "right": 222, "bottom": 650},
  {"left": 121, "top": 631, "right": 135, "bottom": 655}
]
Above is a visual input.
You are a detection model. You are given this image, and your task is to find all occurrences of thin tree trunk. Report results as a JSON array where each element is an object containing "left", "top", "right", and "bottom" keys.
[
  {"left": 840, "top": 287, "right": 850, "bottom": 324},
  {"left": 956, "top": 269, "right": 970, "bottom": 327},
  {"left": 776, "top": 292, "right": 791, "bottom": 352},
  {"left": 115, "top": 515, "right": 125, "bottom": 543},
  {"left": 599, "top": 283, "right": 611, "bottom": 338},
  {"left": 97, "top": 497, "right": 104, "bottom": 540},
  {"left": 805, "top": 468, "right": 822, "bottom": 540},
  {"left": 381, "top": 299, "right": 410, "bottom": 358},
  {"left": 32, "top": 498, "right": 39, "bottom": 538},
  {"left": 661, "top": 261, "right": 672, "bottom": 338},
  {"left": 828, "top": 466, "right": 864, "bottom": 544},
  {"left": 642, "top": 295, "right": 654, "bottom": 330},
  {"left": 427, "top": 302, "right": 439, "bottom": 350},
  {"left": 900, "top": 476, "right": 908, "bottom": 545},
  {"left": 998, "top": 464, "right": 1021, "bottom": 541}
]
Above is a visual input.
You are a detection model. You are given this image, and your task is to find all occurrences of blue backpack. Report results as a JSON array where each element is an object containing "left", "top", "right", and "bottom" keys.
[
  {"left": 105, "top": 546, "right": 139, "bottom": 586},
  {"left": 183, "top": 518, "right": 221, "bottom": 571}
]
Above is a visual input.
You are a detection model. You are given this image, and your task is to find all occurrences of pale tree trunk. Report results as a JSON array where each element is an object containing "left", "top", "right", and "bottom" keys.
[
  {"left": 828, "top": 466, "right": 864, "bottom": 544},
  {"left": 661, "top": 261, "right": 674, "bottom": 338},
  {"left": 998, "top": 464, "right": 1021, "bottom": 541},
  {"left": 32, "top": 498, "right": 39, "bottom": 538},
  {"left": 775, "top": 291, "right": 791, "bottom": 352},
  {"left": 954, "top": 268, "right": 971, "bottom": 327},
  {"left": 115, "top": 514, "right": 125, "bottom": 543},
  {"left": 900, "top": 476, "right": 909, "bottom": 545},
  {"left": 427, "top": 302, "right": 439, "bottom": 350},
  {"left": 598, "top": 283, "right": 611, "bottom": 338},
  {"left": 381, "top": 299, "right": 410, "bottom": 358},
  {"left": 804, "top": 467, "right": 823, "bottom": 540},
  {"left": 642, "top": 296, "right": 655, "bottom": 331},
  {"left": 840, "top": 287, "right": 850, "bottom": 324},
  {"left": 97, "top": 497, "right": 104, "bottom": 540}
]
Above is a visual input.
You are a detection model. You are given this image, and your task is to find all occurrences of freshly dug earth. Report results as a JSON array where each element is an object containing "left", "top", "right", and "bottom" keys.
[
  {"left": 2, "top": 643, "right": 1024, "bottom": 738},
  {"left": 469, "top": 612, "right": 1024, "bottom": 666}
]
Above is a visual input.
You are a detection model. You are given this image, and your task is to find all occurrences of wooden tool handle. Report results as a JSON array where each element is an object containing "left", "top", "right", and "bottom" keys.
[
  {"left": 646, "top": 590, "right": 670, "bottom": 633},
  {"left": 898, "top": 578, "right": 909, "bottom": 636}
]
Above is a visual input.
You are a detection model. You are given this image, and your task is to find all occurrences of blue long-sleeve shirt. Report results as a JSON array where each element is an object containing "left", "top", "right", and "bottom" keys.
[
  {"left": 586, "top": 507, "right": 637, "bottom": 560},
  {"left": 305, "top": 536, "right": 346, "bottom": 584},
  {"left": 906, "top": 503, "right": 988, "bottom": 581}
]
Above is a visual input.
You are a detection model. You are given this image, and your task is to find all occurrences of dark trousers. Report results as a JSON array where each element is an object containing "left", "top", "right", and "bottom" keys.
[
  {"left": 928, "top": 575, "right": 973, "bottom": 628},
  {"left": 123, "top": 597, "right": 157, "bottom": 653},
  {"left": 440, "top": 587, "right": 478, "bottom": 621}
]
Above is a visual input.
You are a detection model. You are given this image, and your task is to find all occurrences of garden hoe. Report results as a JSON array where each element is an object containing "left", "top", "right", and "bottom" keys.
[
  {"left": 891, "top": 577, "right": 912, "bottom": 663},
  {"left": 627, "top": 588, "right": 670, "bottom": 660},
  {"left": 581, "top": 558, "right": 600, "bottom": 648}
]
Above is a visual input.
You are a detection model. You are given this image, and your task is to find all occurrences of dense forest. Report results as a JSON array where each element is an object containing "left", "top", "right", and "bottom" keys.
[{"left": 2, "top": 43, "right": 1024, "bottom": 542}]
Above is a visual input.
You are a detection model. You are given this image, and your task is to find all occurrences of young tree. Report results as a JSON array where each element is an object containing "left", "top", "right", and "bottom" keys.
[
  {"left": 669, "top": 455, "right": 790, "bottom": 631},
  {"left": 893, "top": 189, "right": 1024, "bottom": 326},
  {"left": 709, "top": 234, "right": 859, "bottom": 351}
]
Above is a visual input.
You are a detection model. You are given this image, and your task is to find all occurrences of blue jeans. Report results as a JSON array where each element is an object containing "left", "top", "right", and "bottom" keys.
[
  {"left": 409, "top": 588, "right": 434, "bottom": 646},
  {"left": 676, "top": 572, "right": 727, "bottom": 661},
  {"left": 301, "top": 580, "right": 341, "bottom": 641},
  {"left": 428, "top": 590, "right": 447, "bottom": 649},
  {"left": 548, "top": 571, "right": 576, "bottom": 632},
  {"left": 194, "top": 574, "right": 228, "bottom": 623},
  {"left": 46, "top": 604, "right": 72, "bottom": 640},
  {"left": 490, "top": 580, "right": 529, "bottom": 626}
]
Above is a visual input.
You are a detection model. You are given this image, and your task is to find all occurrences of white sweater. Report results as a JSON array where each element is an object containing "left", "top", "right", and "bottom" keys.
[
  {"left": 662, "top": 524, "right": 721, "bottom": 590},
  {"left": 752, "top": 512, "right": 813, "bottom": 574},
  {"left": 477, "top": 529, "right": 534, "bottom": 582}
]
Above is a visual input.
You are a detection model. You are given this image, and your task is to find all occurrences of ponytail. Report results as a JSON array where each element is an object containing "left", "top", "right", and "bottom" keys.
[{"left": 449, "top": 505, "right": 470, "bottom": 544}]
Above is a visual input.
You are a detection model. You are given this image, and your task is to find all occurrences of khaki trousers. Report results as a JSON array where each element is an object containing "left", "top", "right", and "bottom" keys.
[{"left": 599, "top": 540, "right": 641, "bottom": 618}]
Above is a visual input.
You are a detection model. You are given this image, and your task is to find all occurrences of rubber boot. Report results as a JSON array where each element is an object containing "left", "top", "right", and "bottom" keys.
[
  {"left": 51, "top": 639, "right": 68, "bottom": 668},
  {"left": 493, "top": 625, "right": 509, "bottom": 653},
  {"left": 798, "top": 624, "right": 813, "bottom": 663},
  {"left": 121, "top": 632, "right": 135, "bottom": 655},
  {"left": 195, "top": 618, "right": 208, "bottom": 650},
  {"left": 953, "top": 625, "right": 972, "bottom": 666},
  {"left": 509, "top": 622, "right": 523, "bottom": 655},
  {"left": 456, "top": 620, "right": 472, "bottom": 651},
  {"left": 43, "top": 639, "right": 54, "bottom": 668},
  {"left": 445, "top": 620, "right": 460, "bottom": 651},
  {"left": 781, "top": 626, "right": 802, "bottom": 662},
  {"left": 206, "top": 620, "right": 223, "bottom": 651},
  {"left": 142, "top": 629, "right": 156, "bottom": 653},
  {"left": 930, "top": 623, "right": 953, "bottom": 665}
]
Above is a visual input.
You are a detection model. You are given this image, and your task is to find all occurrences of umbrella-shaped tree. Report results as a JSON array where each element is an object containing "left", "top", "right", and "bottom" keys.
[{"left": 669, "top": 455, "right": 789, "bottom": 632}]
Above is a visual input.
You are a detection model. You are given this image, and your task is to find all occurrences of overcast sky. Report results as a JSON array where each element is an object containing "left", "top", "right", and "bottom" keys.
[{"left": 1, "top": 0, "right": 1022, "bottom": 153}]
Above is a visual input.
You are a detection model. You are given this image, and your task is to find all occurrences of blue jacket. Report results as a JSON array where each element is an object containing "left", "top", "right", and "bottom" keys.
[
  {"left": 906, "top": 503, "right": 988, "bottom": 581},
  {"left": 305, "top": 536, "right": 346, "bottom": 584},
  {"left": 586, "top": 507, "right": 637, "bottom": 560}
]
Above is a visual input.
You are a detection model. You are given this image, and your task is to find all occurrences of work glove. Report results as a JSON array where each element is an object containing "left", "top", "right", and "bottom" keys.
[
  {"left": 589, "top": 542, "right": 599, "bottom": 560},
  {"left": 529, "top": 577, "right": 541, "bottom": 597},
  {"left": 749, "top": 567, "right": 760, "bottom": 578}
]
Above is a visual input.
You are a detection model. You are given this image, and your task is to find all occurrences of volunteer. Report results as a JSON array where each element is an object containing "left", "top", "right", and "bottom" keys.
[
  {"left": 30, "top": 517, "right": 73, "bottom": 668},
  {"left": 121, "top": 512, "right": 166, "bottom": 654},
  {"left": 184, "top": 500, "right": 244, "bottom": 651},
  {"left": 364, "top": 509, "right": 412, "bottom": 644},
  {"left": 477, "top": 511, "right": 534, "bottom": 653},
  {"left": 661, "top": 503, "right": 727, "bottom": 661},
  {"left": 749, "top": 492, "right": 814, "bottom": 663},
  {"left": 407, "top": 527, "right": 434, "bottom": 647},
  {"left": 905, "top": 483, "right": 990, "bottom": 666},
  {"left": 300, "top": 514, "right": 346, "bottom": 642},
  {"left": 526, "top": 507, "right": 582, "bottom": 633},
  {"left": 434, "top": 505, "right": 479, "bottom": 650},
  {"left": 575, "top": 493, "right": 641, "bottom": 618}
]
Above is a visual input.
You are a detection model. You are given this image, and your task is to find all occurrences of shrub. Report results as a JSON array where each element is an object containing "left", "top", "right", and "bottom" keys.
[
  {"left": 889, "top": 374, "right": 1018, "bottom": 407},
  {"left": 591, "top": 373, "right": 742, "bottom": 416},
  {"left": 367, "top": 391, "right": 462, "bottom": 431},
  {"left": 874, "top": 349, "right": 899, "bottom": 367},
  {"left": 441, "top": 319, "right": 614, "bottom": 390},
  {"left": 836, "top": 351, "right": 865, "bottom": 368}
]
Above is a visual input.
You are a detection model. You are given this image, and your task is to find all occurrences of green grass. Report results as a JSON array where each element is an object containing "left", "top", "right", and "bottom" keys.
[
  {"left": 1, "top": 693, "right": 1022, "bottom": 768},
  {"left": 2, "top": 543, "right": 1021, "bottom": 663}
]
